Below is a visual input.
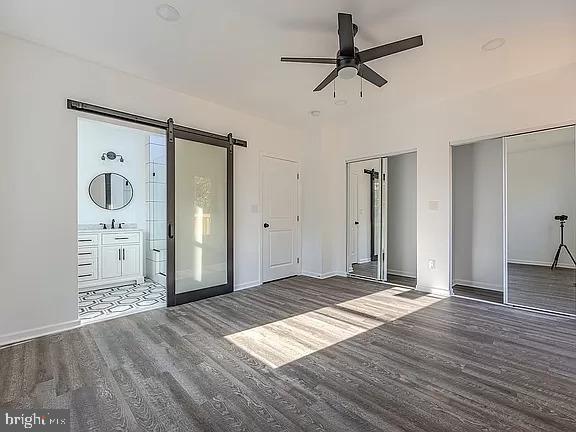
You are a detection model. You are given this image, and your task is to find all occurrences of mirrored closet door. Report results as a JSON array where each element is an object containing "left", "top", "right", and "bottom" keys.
[
  {"left": 347, "top": 158, "right": 384, "bottom": 280},
  {"left": 505, "top": 126, "right": 576, "bottom": 315},
  {"left": 346, "top": 153, "right": 417, "bottom": 287}
]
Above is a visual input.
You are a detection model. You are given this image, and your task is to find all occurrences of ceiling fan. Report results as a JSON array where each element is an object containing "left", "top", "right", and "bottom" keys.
[{"left": 281, "top": 13, "right": 423, "bottom": 92}]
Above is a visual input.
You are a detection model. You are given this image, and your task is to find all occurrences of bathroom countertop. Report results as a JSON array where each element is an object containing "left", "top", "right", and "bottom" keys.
[{"left": 78, "top": 223, "right": 139, "bottom": 232}]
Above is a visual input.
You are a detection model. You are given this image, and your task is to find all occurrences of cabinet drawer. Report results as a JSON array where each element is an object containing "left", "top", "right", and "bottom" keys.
[
  {"left": 78, "top": 247, "right": 98, "bottom": 261},
  {"left": 78, "top": 234, "right": 99, "bottom": 246},
  {"left": 78, "top": 260, "right": 98, "bottom": 281},
  {"left": 102, "top": 232, "right": 140, "bottom": 245}
]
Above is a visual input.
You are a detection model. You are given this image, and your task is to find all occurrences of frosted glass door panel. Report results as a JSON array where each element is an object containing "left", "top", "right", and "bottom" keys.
[{"left": 175, "top": 138, "right": 228, "bottom": 294}]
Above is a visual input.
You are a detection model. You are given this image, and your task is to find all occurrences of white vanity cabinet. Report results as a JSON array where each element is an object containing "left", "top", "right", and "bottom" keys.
[
  {"left": 101, "top": 246, "right": 123, "bottom": 279},
  {"left": 78, "top": 229, "right": 144, "bottom": 292}
]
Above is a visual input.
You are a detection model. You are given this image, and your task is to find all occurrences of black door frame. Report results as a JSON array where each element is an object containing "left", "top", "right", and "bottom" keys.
[
  {"left": 68, "top": 99, "right": 244, "bottom": 307},
  {"left": 166, "top": 119, "right": 234, "bottom": 306}
]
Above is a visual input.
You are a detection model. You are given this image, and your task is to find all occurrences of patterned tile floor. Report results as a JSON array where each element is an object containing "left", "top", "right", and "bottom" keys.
[{"left": 79, "top": 281, "right": 166, "bottom": 322}]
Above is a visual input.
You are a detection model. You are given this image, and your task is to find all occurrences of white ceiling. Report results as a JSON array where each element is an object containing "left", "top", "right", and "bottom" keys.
[{"left": 1, "top": 0, "right": 576, "bottom": 127}]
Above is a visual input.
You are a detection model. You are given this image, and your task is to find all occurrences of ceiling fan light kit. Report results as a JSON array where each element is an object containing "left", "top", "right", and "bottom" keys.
[{"left": 281, "top": 12, "right": 423, "bottom": 93}]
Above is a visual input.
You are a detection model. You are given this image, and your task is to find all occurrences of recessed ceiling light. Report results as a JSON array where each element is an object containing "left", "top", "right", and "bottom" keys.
[
  {"left": 310, "top": 110, "right": 321, "bottom": 117},
  {"left": 334, "top": 99, "right": 347, "bottom": 106},
  {"left": 156, "top": 4, "right": 180, "bottom": 22},
  {"left": 482, "top": 38, "right": 506, "bottom": 52}
]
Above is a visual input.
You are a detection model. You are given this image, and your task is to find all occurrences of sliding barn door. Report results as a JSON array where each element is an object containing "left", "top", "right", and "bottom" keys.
[{"left": 167, "top": 120, "right": 233, "bottom": 306}]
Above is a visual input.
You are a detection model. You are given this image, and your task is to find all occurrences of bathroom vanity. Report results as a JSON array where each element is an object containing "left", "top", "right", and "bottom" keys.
[{"left": 78, "top": 229, "right": 144, "bottom": 292}]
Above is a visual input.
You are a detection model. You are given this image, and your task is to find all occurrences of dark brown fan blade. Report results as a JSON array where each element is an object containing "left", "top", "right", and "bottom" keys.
[
  {"left": 281, "top": 57, "right": 337, "bottom": 64},
  {"left": 338, "top": 13, "right": 355, "bottom": 56},
  {"left": 358, "top": 64, "right": 387, "bottom": 87},
  {"left": 313, "top": 68, "right": 339, "bottom": 92},
  {"left": 358, "top": 35, "right": 423, "bottom": 63}
]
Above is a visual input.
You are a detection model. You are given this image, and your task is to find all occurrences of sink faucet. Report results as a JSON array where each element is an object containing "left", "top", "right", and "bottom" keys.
[{"left": 111, "top": 219, "right": 115, "bottom": 229}]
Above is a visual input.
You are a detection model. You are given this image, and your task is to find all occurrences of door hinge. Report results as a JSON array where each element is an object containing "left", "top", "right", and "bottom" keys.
[
  {"left": 297, "top": 257, "right": 300, "bottom": 264},
  {"left": 297, "top": 173, "right": 300, "bottom": 180}
]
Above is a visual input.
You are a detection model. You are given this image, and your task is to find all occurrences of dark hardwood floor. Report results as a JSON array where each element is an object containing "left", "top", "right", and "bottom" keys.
[
  {"left": 351, "top": 262, "right": 417, "bottom": 288},
  {"left": 2, "top": 276, "right": 576, "bottom": 431},
  {"left": 508, "top": 263, "right": 576, "bottom": 315}
]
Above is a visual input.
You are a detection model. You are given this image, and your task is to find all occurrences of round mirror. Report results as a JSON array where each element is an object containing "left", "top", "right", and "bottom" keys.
[{"left": 89, "top": 173, "right": 133, "bottom": 210}]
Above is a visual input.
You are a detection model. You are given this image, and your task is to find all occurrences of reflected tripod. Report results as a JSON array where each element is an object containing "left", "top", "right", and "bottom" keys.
[{"left": 551, "top": 215, "right": 576, "bottom": 270}]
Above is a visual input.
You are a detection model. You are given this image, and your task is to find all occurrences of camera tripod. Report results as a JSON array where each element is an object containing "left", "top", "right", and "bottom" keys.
[{"left": 551, "top": 216, "right": 576, "bottom": 270}]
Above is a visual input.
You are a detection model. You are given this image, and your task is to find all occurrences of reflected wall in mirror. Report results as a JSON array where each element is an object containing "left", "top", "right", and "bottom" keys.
[
  {"left": 506, "top": 126, "right": 576, "bottom": 315},
  {"left": 89, "top": 173, "right": 134, "bottom": 210}
]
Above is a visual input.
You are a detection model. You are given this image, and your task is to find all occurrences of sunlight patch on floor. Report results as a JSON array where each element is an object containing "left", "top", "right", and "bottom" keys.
[{"left": 224, "top": 286, "right": 442, "bottom": 368}]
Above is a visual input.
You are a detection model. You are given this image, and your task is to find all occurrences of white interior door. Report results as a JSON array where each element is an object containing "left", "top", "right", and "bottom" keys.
[{"left": 262, "top": 156, "right": 299, "bottom": 282}]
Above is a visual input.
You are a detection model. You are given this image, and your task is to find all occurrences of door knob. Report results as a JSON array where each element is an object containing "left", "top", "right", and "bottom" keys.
[
  {"left": 264, "top": 223, "right": 270, "bottom": 228},
  {"left": 354, "top": 221, "right": 359, "bottom": 225}
]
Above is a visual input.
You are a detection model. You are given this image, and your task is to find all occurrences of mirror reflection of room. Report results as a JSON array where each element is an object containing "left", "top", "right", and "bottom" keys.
[
  {"left": 506, "top": 127, "right": 576, "bottom": 315},
  {"left": 347, "top": 158, "right": 381, "bottom": 280},
  {"left": 77, "top": 118, "right": 167, "bottom": 322},
  {"left": 346, "top": 152, "right": 417, "bottom": 288}
]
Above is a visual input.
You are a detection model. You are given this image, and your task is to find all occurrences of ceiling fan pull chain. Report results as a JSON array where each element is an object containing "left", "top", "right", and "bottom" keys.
[
  {"left": 333, "top": 80, "right": 336, "bottom": 99},
  {"left": 360, "top": 75, "right": 363, "bottom": 98}
]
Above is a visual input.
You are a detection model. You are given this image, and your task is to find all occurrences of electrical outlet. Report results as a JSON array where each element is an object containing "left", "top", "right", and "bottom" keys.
[{"left": 428, "top": 259, "right": 436, "bottom": 270}]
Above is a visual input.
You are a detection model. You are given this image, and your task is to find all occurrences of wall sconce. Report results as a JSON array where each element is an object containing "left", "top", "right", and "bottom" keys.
[{"left": 101, "top": 151, "right": 124, "bottom": 162}]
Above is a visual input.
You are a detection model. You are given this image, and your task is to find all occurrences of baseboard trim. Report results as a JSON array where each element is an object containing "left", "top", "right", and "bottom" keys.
[
  {"left": 508, "top": 259, "right": 575, "bottom": 270},
  {"left": 302, "top": 271, "right": 347, "bottom": 279},
  {"left": 387, "top": 269, "right": 417, "bottom": 279},
  {"left": 234, "top": 280, "right": 261, "bottom": 291},
  {"left": 358, "top": 258, "right": 372, "bottom": 264},
  {"left": 416, "top": 284, "right": 450, "bottom": 297},
  {"left": 0, "top": 319, "right": 81, "bottom": 348},
  {"left": 452, "top": 279, "right": 503, "bottom": 292}
]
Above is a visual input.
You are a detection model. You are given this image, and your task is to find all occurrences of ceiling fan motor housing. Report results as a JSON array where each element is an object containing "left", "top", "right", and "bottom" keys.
[{"left": 337, "top": 56, "right": 358, "bottom": 71}]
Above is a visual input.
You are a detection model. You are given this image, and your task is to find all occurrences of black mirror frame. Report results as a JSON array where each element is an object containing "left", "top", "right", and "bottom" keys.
[{"left": 88, "top": 172, "right": 134, "bottom": 210}]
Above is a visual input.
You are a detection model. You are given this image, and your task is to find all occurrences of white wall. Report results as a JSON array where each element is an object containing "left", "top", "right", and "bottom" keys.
[
  {"left": 387, "top": 152, "right": 417, "bottom": 278},
  {"left": 317, "top": 61, "right": 576, "bottom": 295},
  {"left": 452, "top": 139, "right": 504, "bottom": 290},
  {"left": 78, "top": 118, "right": 149, "bottom": 231},
  {"left": 0, "top": 34, "right": 317, "bottom": 343},
  {"left": 507, "top": 129, "right": 576, "bottom": 267}
]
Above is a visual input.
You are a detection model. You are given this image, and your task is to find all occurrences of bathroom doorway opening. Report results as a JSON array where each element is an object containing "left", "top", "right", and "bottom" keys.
[{"left": 77, "top": 117, "right": 167, "bottom": 323}]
